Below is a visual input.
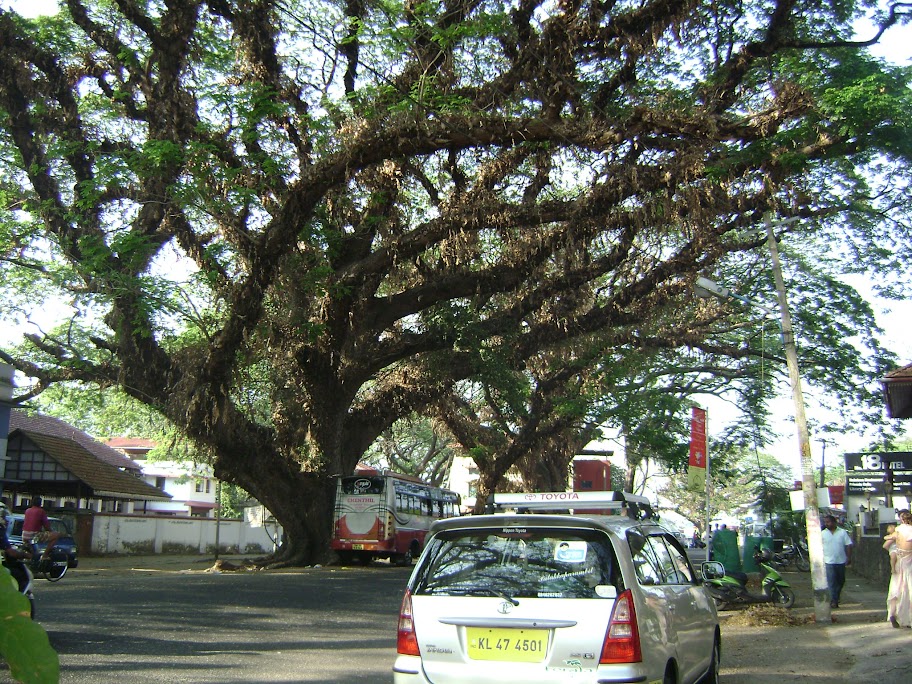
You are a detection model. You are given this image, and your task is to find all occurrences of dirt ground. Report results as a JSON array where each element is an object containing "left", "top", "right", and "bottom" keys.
[{"left": 718, "top": 568, "right": 909, "bottom": 683}]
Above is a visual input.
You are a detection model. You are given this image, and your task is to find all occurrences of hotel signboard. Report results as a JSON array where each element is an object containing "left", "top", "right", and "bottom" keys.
[{"left": 845, "top": 451, "right": 912, "bottom": 495}]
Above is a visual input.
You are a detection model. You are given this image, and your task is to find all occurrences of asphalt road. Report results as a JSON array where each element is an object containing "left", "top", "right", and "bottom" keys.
[{"left": 6, "top": 563, "right": 412, "bottom": 683}]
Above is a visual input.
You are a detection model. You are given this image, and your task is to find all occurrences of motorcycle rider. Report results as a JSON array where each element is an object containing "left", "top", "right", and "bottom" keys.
[
  {"left": 1, "top": 502, "right": 33, "bottom": 595},
  {"left": 22, "top": 497, "right": 61, "bottom": 569}
]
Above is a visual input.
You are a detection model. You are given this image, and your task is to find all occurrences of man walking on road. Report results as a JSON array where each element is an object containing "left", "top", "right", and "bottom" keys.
[{"left": 822, "top": 514, "right": 853, "bottom": 608}]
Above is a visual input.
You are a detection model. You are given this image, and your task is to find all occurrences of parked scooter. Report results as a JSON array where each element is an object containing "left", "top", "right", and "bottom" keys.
[
  {"left": 701, "top": 547, "right": 796, "bottom": 610},
  {"left": 772, "top": 538, "right": 810, "bottom": 572},
  {"left": 2, "top": 551, "right": 36, "bottom": 619}
]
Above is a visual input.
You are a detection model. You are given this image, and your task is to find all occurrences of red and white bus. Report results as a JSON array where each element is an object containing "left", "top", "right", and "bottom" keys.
[{"left": 331, "top": 470, "right": 460, "bottom": 565}]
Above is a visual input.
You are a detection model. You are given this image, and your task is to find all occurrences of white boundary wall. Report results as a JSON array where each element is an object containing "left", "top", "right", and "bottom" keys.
[{"left": 89, "top": 513, "right": 282, "bottom": 555}]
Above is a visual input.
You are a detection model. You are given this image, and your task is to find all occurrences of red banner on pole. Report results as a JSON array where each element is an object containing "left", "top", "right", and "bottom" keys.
[
  {"left": 687, "top": 407, "right": 707, "bottom": 490},
  {"left": 689, "top": 407, "right": 706, "bottom": 468}
]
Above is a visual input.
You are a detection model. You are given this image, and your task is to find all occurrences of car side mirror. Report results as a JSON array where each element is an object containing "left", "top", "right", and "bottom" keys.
[{"left": 700, "top": 561, "right": 725, "bottom": 580}]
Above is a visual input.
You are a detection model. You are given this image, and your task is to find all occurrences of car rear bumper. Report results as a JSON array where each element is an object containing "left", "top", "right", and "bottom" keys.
[
  {"left": 393, "top": 655, "right": 426, "bottom": 682},
  {"left": 393, "top": 654, "right": 652, "bottom": 683}
]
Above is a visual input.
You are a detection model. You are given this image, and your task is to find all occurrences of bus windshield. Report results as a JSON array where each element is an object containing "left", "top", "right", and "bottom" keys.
[{"left": 340, "top": 476, "right": 385, "bottom": 495}]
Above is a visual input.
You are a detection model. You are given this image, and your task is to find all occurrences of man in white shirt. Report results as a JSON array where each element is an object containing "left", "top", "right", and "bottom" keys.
[{"left": 821, "top": 514, "right": 853, "bottom": 608}]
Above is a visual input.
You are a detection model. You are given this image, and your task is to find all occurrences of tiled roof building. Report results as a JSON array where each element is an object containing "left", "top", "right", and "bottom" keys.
[{"left": 2, "top": 409, "right": 170, "bottom": 510}]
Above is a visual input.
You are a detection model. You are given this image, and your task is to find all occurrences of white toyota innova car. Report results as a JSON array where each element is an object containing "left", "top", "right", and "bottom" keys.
[{"left": 394, "top": 490, "right": 720, "bottom": 684}]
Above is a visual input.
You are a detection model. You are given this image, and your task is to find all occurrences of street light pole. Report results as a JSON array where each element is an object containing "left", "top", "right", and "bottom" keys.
[
  {"left": 818, "top": 438, "right": 831, "bottom": 489},
  {"left": 764, "top": 212, "right": 831, "bottom": 623}
]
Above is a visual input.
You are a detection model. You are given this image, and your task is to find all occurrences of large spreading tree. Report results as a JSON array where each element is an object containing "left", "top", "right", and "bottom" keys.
[{"left": 1, "top": 0, "right": 910, "bottom": 564}]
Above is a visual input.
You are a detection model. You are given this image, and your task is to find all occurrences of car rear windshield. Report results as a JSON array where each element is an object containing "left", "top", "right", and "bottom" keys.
[{"left": 412, "top": 527, "right": 619, "bottom": 599}]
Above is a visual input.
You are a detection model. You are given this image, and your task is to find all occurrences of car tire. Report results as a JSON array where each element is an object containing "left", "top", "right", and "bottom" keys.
[
  {"left": 772, "top": 586, "right": 796, "bottom": 608},
  {"left": 699, "top": 638, "right": 721, "bottom": 684}
]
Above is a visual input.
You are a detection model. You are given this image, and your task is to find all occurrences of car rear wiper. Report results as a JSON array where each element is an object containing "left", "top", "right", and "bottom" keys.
[{"left": 465, "top": 587, "right": 519, "bottom": 605}]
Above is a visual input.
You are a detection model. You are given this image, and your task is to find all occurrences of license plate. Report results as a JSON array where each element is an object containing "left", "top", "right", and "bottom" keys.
[
  {"left": 466, "top": 627, "right": 547, "bottom": 662},
  {"left": 352, "top": 544, "right": 364, "bottom": 550}
]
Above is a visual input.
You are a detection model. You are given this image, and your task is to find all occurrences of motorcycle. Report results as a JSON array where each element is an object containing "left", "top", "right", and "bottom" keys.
[
  {"left": 2, "top": 552, "right": 36, "bottom": 619},
  {"left": 772, "top": 538, "right": 810, "bottom": 573},
  {"left": 701, "top": 547, "right": 796, "bottom": 610}
]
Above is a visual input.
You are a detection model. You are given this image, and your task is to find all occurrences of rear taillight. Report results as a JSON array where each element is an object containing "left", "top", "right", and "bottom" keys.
[
  {"left": 600, "top": 589, "right": 642, "bottom": 664},
  {"left": 396, "top": 591, "right": 421, "bottom": 656}
]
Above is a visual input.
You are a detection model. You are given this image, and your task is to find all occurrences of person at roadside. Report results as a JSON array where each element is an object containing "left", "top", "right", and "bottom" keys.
[
  {"left": 821, "top": 514, "right": 852, "bottom": 609},
  {"left": 884, "top": 524, "right": 899, "bottom": 574},
  {"left": 21, "top": 497, "right": 60, "bottom": 568},
  {"left": 886, "top": 509, "right": 912, "bottom": 628}
]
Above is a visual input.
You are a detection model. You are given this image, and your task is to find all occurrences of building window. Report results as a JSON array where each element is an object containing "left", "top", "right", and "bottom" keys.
[
  {"left": 155, "top": 476, "right": 166, "bottom": 489},
  {"left": 195, "top": 480, "right": 204, "bottom": 493}
]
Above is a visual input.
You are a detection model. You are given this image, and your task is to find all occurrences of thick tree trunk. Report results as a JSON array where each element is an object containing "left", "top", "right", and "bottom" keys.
[
  {"left": 258, "top": 471, "right": 336, "bottom": 566},
  {"left": 472, "top": 460, "right": 519, "bottom": 514},
  {"left": 148, "top": 375, "right": 350, "bottom": 566},
  {"left": 210, "top": 448, "right": 340, "bottom": 566}
]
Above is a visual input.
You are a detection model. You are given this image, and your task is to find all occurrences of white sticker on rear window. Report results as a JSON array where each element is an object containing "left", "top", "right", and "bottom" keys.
[
  {"left": 554, "top": 540, "right": 587, "bottom": 563},
  {"left": 595, "top": 585, "right": 617, "bottom": 598}
]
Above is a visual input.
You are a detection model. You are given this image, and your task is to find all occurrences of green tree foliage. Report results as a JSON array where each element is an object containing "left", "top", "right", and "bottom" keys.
[
  {"left": 362, "top": 414, "right": 458, "bottom": 487},
  {"left": 29, "top": 383, "right": 171, "bottom": 440},
  {"left": 1, "top": 1, "right": 910, "bottom": 564},
  {"left": 658, "top": 446, "right": 794, "bottom": 533}
]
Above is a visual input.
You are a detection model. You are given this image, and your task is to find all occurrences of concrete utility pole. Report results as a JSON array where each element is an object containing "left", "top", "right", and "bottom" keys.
[{"left": 765, "top": 213, "right": 831, "bottom": 623}]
